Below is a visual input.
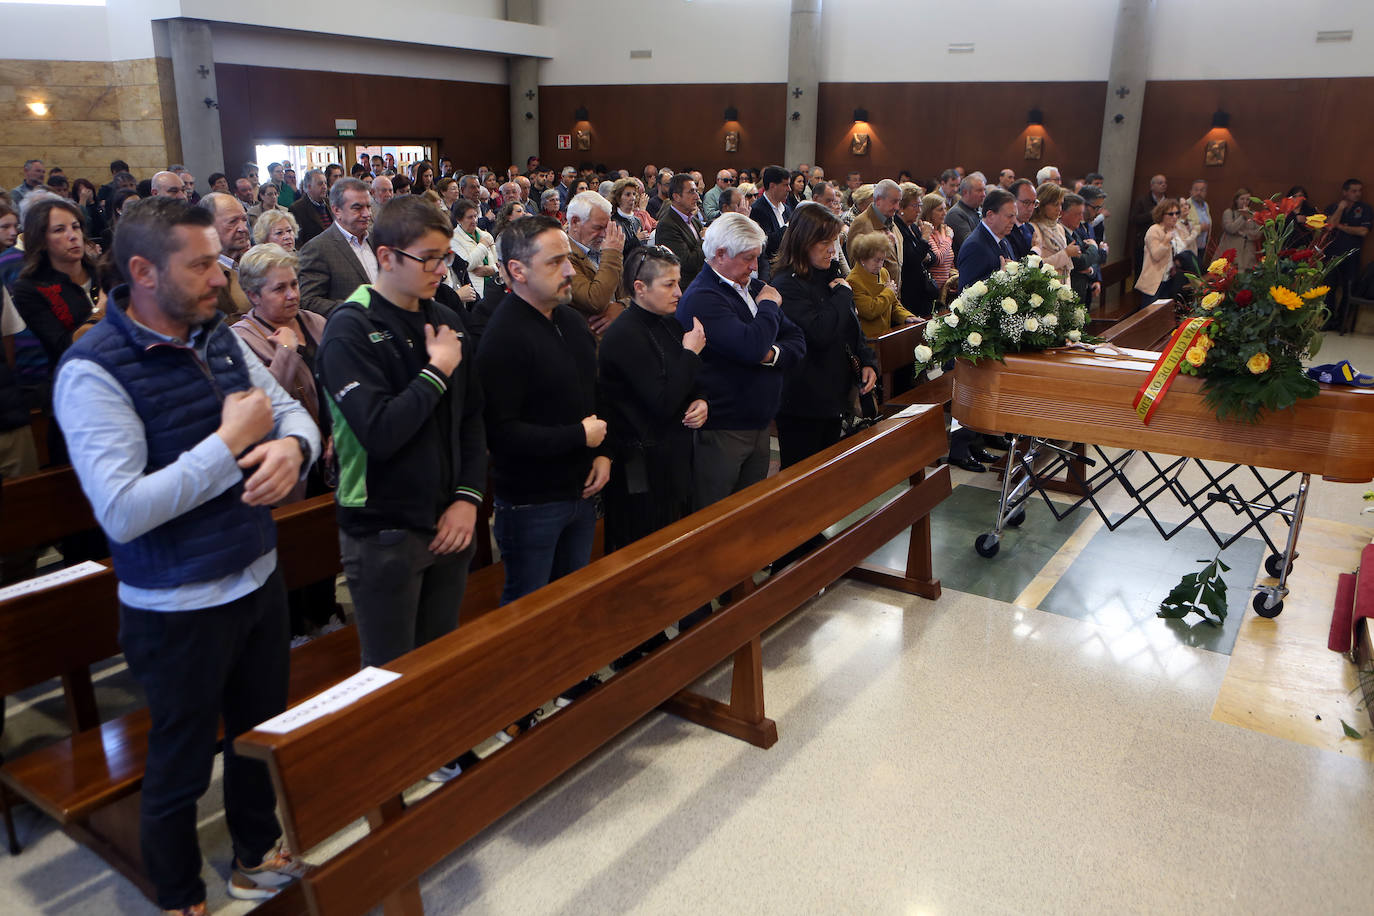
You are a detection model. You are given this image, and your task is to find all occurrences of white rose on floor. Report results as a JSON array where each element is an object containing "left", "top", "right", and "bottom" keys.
[
  {"left": 1006, "top": 262, "right": 1021, "bottom": 275},
  {"left": 969, "top": 281, "right": 988, "bottom": 297},
  {"left": 1057, "top": 287, "right": 1074, "bottom": 301},
  {"left": 914, "top": 344, "right": 933, "bottom": 363},
  {"left": 1067, "top": 330, "right": 1082, "bottom": 343},
  {"left": 1042, "top": 313, "right": 1058, "bottom": 327},
  {"left": 1026, "top": 254, "right": 1042, "bottom": 268},
  {"left": 1024, "top": 316, "right": 1040, "bottom": 332},
  {"left": 967, "top": 332, "right": 983, "bottom": 347},
  {"left": 1029, "top": 293, "right": 1044, "bottom": 307},
  {"left": 1001, "top": 298, "right": 1018, "bottom": 314},
  {"left": 944, "top": 313, "right": 960, "bottom": 327}
]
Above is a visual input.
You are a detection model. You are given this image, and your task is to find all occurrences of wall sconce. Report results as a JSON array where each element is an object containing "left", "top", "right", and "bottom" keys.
[
  {"left": 1026, "top": 108, "right": 1044, "bottom": 126},
  {"left": 852, "top": 107, "right": 869, "bottom": 122},
  {"left": 723, "top": 105, "right": 738, "bottom": 121},
  {"left": 573, "top": 106, "right": 589, "bottom": 121},
  {"left": 26, "top": 101, "right": 49, "bottom": 116},
  {"left": 1211, "top": 109, "right": 1230, "bottom": 129}
]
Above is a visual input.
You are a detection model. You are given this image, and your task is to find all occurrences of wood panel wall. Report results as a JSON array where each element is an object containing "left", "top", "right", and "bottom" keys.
[
  {"left": 815, "top": 81, "right": 1107, "bottom": 187},
  {"left": 536, "top": 84, "right": 787, "bottom": 176},
  {"left": 216, "top": 64, "right": 510, "bottom": 175},
  {"left": 1133, "top": 77, "right": 1374, "bottom": 259}
]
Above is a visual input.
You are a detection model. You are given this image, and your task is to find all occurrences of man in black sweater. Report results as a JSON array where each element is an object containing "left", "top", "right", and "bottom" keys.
[
  {"left": 315, "top": 198, "right": 486, "bottom": 770},
  {"left": 477, "top": 215, "right": 610, "bottom": 607}
]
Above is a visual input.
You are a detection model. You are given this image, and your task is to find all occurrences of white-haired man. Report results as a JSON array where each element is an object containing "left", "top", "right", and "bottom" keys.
[
  {"left": 556, "top": 166, "right": 578, "bottom": 211},
  {"left": 676, "top": 213, "right": 806, "bottom": 511},
  {"left": 566, "top": 190, "right": 626, "bottom": 336},
  {"left": 846, "top": 178, "right": 902, "bottom": 287},
  {"left": 1035, "top": 165, "right": 1062, "bottom": 186},
  {"left": 370, "top": 174, "right": 394, "bottom": 209}
]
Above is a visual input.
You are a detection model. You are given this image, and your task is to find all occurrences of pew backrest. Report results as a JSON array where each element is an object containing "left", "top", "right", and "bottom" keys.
[
  {"left": 866, "top": 321, "right": 927, "bottom": 401},
  {"left": 0, "top": 466, "right": 95, "bottom": 555}
]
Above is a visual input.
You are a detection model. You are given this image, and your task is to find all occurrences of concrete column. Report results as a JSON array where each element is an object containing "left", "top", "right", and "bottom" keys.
[
  {"left": 784, "top": 0, "right": 822, "bottom": 170},
  {"left": 1096, "top": 0, "right": 1154, "bottom": 259},
  {"left": 160, "top": 19, "right": 225, "bottom": 186},
  {"left": 506, "top": 0, "right": 540, "bottom": 169}
]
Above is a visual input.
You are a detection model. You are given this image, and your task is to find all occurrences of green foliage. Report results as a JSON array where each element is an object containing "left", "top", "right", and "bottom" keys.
[
  {"left": 1158, "top": 555, "right": 1230, "bottom": 626},
  {"left": 913, "top": 254, "right": 1093, "bottom": 372}
]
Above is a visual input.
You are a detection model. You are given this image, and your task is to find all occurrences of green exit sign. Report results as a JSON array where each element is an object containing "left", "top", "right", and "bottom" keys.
[
  {"left": 338, "top": 128, "right": 355, "bottom": 137},
  {"left": 335, "top": 118, "right": 358, "bottom": 138}
]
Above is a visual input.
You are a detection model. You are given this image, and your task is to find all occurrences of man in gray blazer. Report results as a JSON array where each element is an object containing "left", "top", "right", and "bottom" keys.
[
  {"left": 299, "top": 178, "right": 376, "bottom": 315},
  {"left": 944, "top": 174, "right": 986, "bottom": 256}
]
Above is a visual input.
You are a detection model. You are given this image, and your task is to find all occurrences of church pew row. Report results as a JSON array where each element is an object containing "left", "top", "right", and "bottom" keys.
[{"left": 236, "top": 407, "right": 950, "bottom": 916}]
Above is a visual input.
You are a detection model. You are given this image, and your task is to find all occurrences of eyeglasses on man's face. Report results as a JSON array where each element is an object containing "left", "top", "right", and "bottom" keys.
[{"left": 392, "top": 248, "right": 456, "bottom": 272}]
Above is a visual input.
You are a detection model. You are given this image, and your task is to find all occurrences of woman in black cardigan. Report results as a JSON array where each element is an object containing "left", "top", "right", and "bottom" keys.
[{"left": 770, "top": 203, "right": 877, "bottom": 470}]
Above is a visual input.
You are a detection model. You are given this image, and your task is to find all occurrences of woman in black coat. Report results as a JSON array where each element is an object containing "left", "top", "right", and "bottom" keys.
[
  {"left": 597, "top": 246, "right": 707, "bottom": 552},
  {"left": 896, "top": 190, "right": 939, "bottom": 318},
  {"left": 770, "top": 204, "right": 878, "bottom": 470}
]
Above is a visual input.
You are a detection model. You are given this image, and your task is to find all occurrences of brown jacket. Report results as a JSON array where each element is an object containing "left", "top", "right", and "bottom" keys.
[
  {"left": 216, "top": 264, "right": 252, "bottom": 320},
  {"left": 846, "top": 205, "right": 901, "bottom": 290},
  {"left": 567, "top": 240, "right": 624, "bottom": 318}
]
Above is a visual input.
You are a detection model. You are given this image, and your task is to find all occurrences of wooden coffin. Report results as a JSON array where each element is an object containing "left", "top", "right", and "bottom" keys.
[{"left": 952, "top": 347, "right": 1374, "bottom": 483}]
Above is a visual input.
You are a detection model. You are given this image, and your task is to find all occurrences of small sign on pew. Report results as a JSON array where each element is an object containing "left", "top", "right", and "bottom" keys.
[
  {"left": 0, "top": 560, "right": 106, "bottom": 602},
  {"left": 255, "top": 666, "right": 402, "bottom": 734},
  {"left": 890, "top": 403, "right": 938, "bottom": 419}
]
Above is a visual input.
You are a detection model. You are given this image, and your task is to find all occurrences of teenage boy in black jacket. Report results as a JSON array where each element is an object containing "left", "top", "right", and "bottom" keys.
[{"left": 316, "top": 197, "right": 486, "bottom": 689}]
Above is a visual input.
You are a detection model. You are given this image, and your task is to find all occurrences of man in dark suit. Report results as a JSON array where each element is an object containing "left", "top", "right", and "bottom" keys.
[
  {"left": 1129, "top": 174, "right": 1167, "bottom": 272},
  {"left": 945, "top": 174, "right": 986, "bottom": 255},
  {"left": 289, "top": 169, "right": 332, "bottom": 247},
  {"left": 299, "top": 178, "right": 375, "bottom": 316},
  {"left": 676, "top": 213, "right": 805, "bottom": 511},
  {"left": 1006, "top": 178, "right": 1037, "bottom": 260},
  {"left": 749, "top": 166, "right": 792, "bottom": 282},
  {"left": 654, "top": 173, "right": 705, "bottom": 286}
]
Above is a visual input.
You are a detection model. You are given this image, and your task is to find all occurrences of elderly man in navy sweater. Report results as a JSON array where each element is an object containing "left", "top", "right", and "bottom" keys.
[{"left": 676, "top": 212, "right": 806, "bottom": 510}]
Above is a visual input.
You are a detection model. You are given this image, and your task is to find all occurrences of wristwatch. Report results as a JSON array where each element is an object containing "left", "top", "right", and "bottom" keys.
[{"left": 287, "top": 434, "right": 311, "bottom": 463}]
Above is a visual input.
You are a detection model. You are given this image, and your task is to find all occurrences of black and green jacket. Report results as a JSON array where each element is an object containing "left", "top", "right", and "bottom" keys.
[{"left": 316, "top": 286, "right": 486, "bottom": 536}]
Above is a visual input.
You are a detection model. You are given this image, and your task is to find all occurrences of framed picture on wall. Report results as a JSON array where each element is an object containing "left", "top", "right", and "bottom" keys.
[
  {"left": 1204, "top": 140, "right": 1227, "bottom": 167},
  {"left": 575, "top": 129, "right": 591, "bottom": 151},
  {"left": 724, "top": 130, "right": 739, "bottom": 153},
  {"left": 851, "top": 132, "right": 869, "bottom": 156},
  {"left": 1024, "top": 136, "right": 1043, "bottom": 160}
]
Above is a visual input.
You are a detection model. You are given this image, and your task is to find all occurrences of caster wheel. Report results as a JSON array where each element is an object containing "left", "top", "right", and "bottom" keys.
[
  {"left": 1252, "top": 592, "right": 1283, "bottom": 618},
  {"left": 1006, "top": 508, "right": 1026, "bottom": 528},
  {"left": 1264, "top": 554, "right": 1294, "bottom": 578},
  {"left": 975, "top": 534, "right": 1000, "bottom": 558}
]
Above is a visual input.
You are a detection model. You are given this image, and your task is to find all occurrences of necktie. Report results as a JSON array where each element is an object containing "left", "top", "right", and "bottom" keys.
[{"left": 1000, "top": 239, "right": 1015, "bottom": 260}]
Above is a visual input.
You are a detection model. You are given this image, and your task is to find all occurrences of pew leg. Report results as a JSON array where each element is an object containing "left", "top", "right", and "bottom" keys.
[
  {"left": 660, "top": 637, "right": 778, "bottom": 749},
  {"left": 842, "top": 468, "right": 943, "bottom": 599},
  {"left": 61, "top": 669, "right": 101, "bottom": 733},
  {"left": 367, "top": 796, "right": 424, "bottom": 916}
]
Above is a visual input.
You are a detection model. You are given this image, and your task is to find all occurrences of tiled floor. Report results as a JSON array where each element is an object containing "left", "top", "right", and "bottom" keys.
[{"left": 3, "top": 333, "right": 1374, "bottom": 914}]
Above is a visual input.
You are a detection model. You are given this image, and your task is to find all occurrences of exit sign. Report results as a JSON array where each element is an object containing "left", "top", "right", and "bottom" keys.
[
  {"left": 335, "top": 118, "right": 357, "bottom": 138},
  {"left": 557, "top": 133, "right": 572, "bottom": 150},
  {"left": 337, "top": 128, "right": 355, "bottom": 137}
]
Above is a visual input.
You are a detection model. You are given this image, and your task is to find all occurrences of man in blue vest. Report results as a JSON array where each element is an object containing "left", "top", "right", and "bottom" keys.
[{"left": 53, "top": 197, "right": 320, "bottom": 915}]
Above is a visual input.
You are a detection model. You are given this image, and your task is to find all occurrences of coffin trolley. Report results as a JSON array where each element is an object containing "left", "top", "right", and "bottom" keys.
[{"left": 952, "top": 347, "right": 1374, "bottom": 617}]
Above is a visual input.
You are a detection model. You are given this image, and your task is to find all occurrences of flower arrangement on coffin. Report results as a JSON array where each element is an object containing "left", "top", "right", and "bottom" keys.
[
  {"left": 912, "top": 254, "right": 1090, "bottom": 372},
  {"left": 1175, "top": 196, "right": 1346, "bottom": 424}
]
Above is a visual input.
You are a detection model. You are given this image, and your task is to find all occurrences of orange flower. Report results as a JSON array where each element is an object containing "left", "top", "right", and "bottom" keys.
[
  {"left": 1269, "top": 286, "right": 1303, "bottom": 310},
  {"left": 1247, "top": 352, "right": 1271, "bottom": 374},
  {"left": 1302, "top": 285, "right": 1330, "bottom": 299}
]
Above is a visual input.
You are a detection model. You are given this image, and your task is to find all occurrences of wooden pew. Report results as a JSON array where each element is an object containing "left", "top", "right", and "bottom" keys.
[
  {"left": 1099, "top": 259, "right": 1131, "bottom": 314},
  {"left": 237, "top": 408, "right": 950, "bottom": 916},
  {"left": 865, "top": 321, "right": 927, "bottom": 402}
]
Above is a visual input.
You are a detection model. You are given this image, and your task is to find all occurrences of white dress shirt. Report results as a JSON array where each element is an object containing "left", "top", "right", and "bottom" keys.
[{"left": 336, "top": 221, "right": 379, "bottom": 284}]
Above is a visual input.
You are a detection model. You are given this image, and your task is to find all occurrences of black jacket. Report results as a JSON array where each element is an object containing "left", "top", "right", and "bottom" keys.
[
  {"left": 654, "top": 207, "right": 705, "bottom": 287},
  {"left": 315, "top": 286, "right": 486, "bottom": 536},
  {"left": 895, "top": 216, "right": 938, "bottom": 318},
  {"left": 772, "top": 265, "right": 877, "bottom": 419},
  {"left": 749, "top": 196, "right": 789, "bottom": 282}
]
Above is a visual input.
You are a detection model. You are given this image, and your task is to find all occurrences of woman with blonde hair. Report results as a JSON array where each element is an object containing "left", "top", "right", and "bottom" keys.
[
  {"left": 1136, "top": 197, "right": 1195, "bottom": 306},
  {"left": 1029, "top": 182, "right": 1080, "bottom": 278},
  {"left": 919, "top": 193, "right": 955, "bottom": 292},
  {"left": 847, "top": 232, "right": 917, "bottom": 338},
  {"left": 252, "top": 208, "right": 300, "bottom": 251}
]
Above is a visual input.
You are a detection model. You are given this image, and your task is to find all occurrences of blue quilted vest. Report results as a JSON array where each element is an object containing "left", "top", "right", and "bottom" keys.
[{"left": 59, "top": 290, "right": 276, "bottom": 589}]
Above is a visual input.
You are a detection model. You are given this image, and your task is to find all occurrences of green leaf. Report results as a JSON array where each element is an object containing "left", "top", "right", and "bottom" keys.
[{"left": 1341, "top": 719, "right": 1364, "bottom": 740}]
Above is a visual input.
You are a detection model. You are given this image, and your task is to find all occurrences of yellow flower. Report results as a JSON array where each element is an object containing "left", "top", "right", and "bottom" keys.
[
  {"left": 1305, "top": 214, "right": 1328, "bottom": 230},
  {"left": 1303, "top": 285, "right": 1330, "bottom": 299},
  {"left": 1196, "top": 334, "right": 1214, "bottom": 351},
  {"left": 1270, "top": 285, "right": 1303, "bottom": 310},
  {"left": 1185, "top": 346, "right": 1207, "bottom": 367},
  {"left": 1207, "top": 258, "right": 1229, "bottom": 275},
  {"left": 1200, "top": 291, "right": 1222, "bottom": 310},
  {"left": 1247, "top": 352, "right": 1271, "bottom": 374}
]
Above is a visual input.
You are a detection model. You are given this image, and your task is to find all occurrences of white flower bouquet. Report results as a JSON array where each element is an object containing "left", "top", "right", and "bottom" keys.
[{"left": 915, "top": 254, "right": 1091, "bottom": 370}]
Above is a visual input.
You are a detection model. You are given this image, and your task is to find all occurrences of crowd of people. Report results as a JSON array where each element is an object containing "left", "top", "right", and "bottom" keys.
[{"left": 1, "top": 150, "right": 1371, "bottom": 916}]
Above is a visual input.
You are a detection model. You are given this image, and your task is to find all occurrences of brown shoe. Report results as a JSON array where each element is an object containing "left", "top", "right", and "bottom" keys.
[{"left": 227, "top": 845, "right": 311, "bottom": 900}]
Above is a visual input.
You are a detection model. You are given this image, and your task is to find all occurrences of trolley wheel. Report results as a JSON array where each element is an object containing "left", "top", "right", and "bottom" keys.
[
  {"left": 1252, "top": 592, "right": 1283, "bottom": 618},
  {"left": 1264, "top": 554, "right": 1294, "bottom": 578},
  {"left": 974, "top": 534, "right": 1000, "bottom": 558},
  {"left": 1006, "top": 508, "right": 1026, "bottom": 528}
]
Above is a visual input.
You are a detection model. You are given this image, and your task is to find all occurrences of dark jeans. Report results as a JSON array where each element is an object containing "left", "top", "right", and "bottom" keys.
[
  {"left": 493, "top": 497, "right": 597, "bottom": 605},
  {"left": 692, "top": 427, "right": 771, "bottom": 511},
  {"left": 776, "top": 415, "right": 843, "bottom": 470},
  {"left": 119, "top": 569, "right": 290, "bottom": 910},
  {"left": 340, "top": 528, "right": 475, "bottom": 668}
]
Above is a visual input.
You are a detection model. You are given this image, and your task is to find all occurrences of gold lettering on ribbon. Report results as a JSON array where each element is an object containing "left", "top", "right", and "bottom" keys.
[{"left": 1133, "top": 317, "right": 1212, "bottom": 423}]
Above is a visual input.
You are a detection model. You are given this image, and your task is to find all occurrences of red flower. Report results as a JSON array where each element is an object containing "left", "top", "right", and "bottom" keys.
[
  {"left": 1221, "top": 248, "right": 1237, "bottom": 262},
  {"left": 1279, "top": 196, "right": 1300, "bottom": 215},
  {"left": 1292, "top": 248, "right": 1317, "bottom": 262},
  {"left": 1235, "top": 289, "right": 1254, "bottom": 306}
]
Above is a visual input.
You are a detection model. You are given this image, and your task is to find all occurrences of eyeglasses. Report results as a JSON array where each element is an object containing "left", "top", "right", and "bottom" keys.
[
  {"left": 391, "top": 248, "right": 456, "bottom": 272},
  {"left": 1164, "top": 210, "right": 1180, "bottom": 216},
  {"left": 630, "top": 245, "right": 678, "bottom": 288}
]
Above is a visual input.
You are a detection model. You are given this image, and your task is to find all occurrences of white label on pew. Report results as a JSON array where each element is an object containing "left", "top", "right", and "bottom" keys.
[
  {"left": 0, "top": 560, "right": 106, "bottom": 602},
  {"left": 254, "top": 666, "right": 402, "bottom": 733},
  {"left": 891, "top": 403, "right": 938, "bottom": 419}
]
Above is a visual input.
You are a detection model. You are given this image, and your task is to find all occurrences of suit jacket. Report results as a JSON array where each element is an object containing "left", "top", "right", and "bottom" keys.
[
  {"left": 298, "top": 225, "right": 372, "bottom": 316},
  {"left": 214, "top": 264, "right": 252, "bottom": 320},
  {"left": 1129, "top": 193, "right": 1161, "bottom": 264},
  {"left": 1006, "top": 222, "right": 1034, "bottom": 260},
  {"left": 956, "top": 222, "right": 1012, "bottom": 292},
  {"left": 846, "top": 205, "right": 900, "bottom": 284},
  {"left": 894, "top": 216, "right": 937, "bottom": 317},
  {"left": 567, "top": 240, "right": 624, "bottom": 319},
  {"left": 655, "top": 207, "right": 706, "bottom": 287},
  {"left": 945, "top": 200, "right": 981, "bottom": 255},
  {"left": 290, "top": 196, "right": 330, "bottom": 247},
  {"left": 749, "top": 196, "right": 789, "bottom": 281}
]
